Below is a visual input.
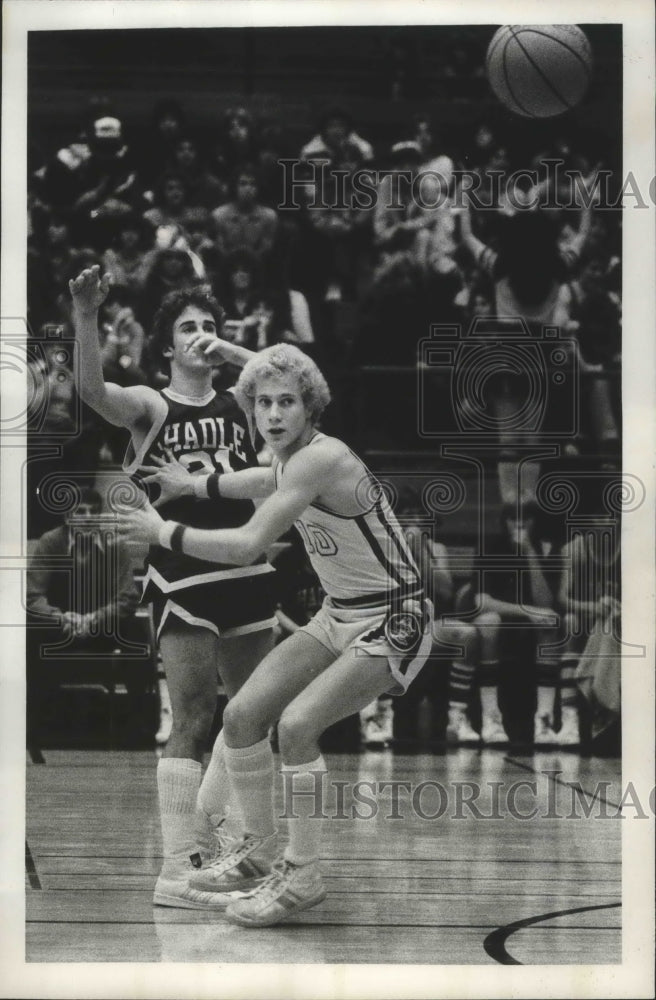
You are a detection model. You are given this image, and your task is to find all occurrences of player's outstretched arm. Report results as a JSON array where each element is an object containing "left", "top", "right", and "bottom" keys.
[
  {"left": 69, "top": 265, "right": 158, "bottom": 428},
  {"left": 120, "top": 441, "right": 336, "bottom": 565},
  {"left": 140, "top": 451, "right": 275, "bottom": 507}
]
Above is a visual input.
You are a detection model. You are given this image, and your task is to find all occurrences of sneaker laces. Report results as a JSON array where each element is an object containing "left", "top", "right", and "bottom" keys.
[
  {"left": 209, "top": 819, "right": 237, "bottom": 860},
  {"left": 206, "top": 832, "right": 264, "bottom": 872},
  {"left": 246, "top": 859, "right": 296, "bottom": 905}
]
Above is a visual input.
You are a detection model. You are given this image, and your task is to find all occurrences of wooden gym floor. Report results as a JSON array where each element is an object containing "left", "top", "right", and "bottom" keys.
[{"left": 26, "top": 746, "right": 621, "bottom": 965}]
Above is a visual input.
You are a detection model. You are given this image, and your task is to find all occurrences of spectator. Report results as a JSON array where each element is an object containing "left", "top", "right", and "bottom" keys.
[
  {"left": 557, "top": 504, "right": 621, "bottom": 747},
  {"left": 139, "top": 248, "right": 200, "bottom": 333},
  {"left": 27, "top": 486, "right": 139, "bottom": 634},
  {"left": 460, "top": 501, "right": 569, "bottom": 746},
  {"left": 168, "top": 135, "right": 225, "bottom": 209},
  {"left": 26, "top": 487, "right": 141, "bottom": 739},
  {"left": 101, "top": 213, "right": 158, "bottom": 293},
  {"left": 563, "top": 254, "right": 621, "bottom": 456},
  {"left": 28, "top": 212, "right": 84, "bottom": 327},
  {"left": 209, "top": 107, "right": 261, "bottom": 192},
  {"left": 404, "top": 499, "right": 509, "bottom": 745},
  {"left": 138, "top": 98, "right": 188, "bottom": 188},
  {"left": 26, "top": 334, "right": 107, "bottom": 533},
  {"left": 211, "top": 165, "right": 278, "bottom": 269},
  {"left": 300, "top": 107, "right": 374, "bottom": 167},
  {"left": 302, "top": 141, "right": 373, "bottom": 302},
  {"left": 71, "top": 115, "right": 144, "bottom": 248},
  {"left": 219, "top": 250, "right": 314, "bottom": 351},
  {"left": 373, "top": 141, "right": 449, "bottom": 277},
  {"left": 143, "top": 171, "right": 210, "bottom": 251},
  {"left": 459, "top": 198, "right": 592, "bottom": 324},
  {"left": 30, "top": 97, "right": 114, "bottom": 214},
  {"left": 99, "top": 285, "right": 147, "bottom": 382}
]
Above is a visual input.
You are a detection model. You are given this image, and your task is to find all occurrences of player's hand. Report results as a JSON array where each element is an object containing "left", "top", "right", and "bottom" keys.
[
  {"left": 597, "top": 595, "right": 621, "bottom": 619},
  {"left": 184, "top": 332, "right": 235, "bottom": 361},
  {"left": 116, "top": 496, "right": 164, "bottom": 546},
  {"left": 139, "top": 450, "right": 195, "bottom": 507},
  {"left": 61, "top": 611, "right": 85, "bottom": 637},
  {"left": 69, "top": 265, "right": 111, "bottom": 314}
]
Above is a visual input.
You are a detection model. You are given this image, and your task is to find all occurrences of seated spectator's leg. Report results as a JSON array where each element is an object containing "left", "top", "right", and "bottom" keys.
[
  {"left": 475, "top": 611, "right": 509, "bottom": 744},
  {"left": 534, "top": 626, "right": 561, "bottom": 744},
  {"left": 557, "top": 612, "right": 584, "bottom": 745},
  {"left": 437, "top": 620, "right": 480, "bottom": 743}
]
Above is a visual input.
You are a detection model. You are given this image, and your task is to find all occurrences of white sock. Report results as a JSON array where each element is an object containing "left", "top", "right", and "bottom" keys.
[
  {"left": 480, "top": 686, "right": 501, "bottom": 719},
  {"left": 281, "top": 756, "right": 327, "bottom": 867},
  {"left": 197, "top": 730, "right": 242, "bottom": 838},
  {"left": 536, "top": 685, "right": 557, "bottom": 720},
  {"left": 157, "top": 757, "right": 202, "bottom": 875},
  {"left": 223, "top": 737, "right": 276, "bottom": 839},
  {"left": 359, "top": 699, "right": 378, "bottom": 722}
]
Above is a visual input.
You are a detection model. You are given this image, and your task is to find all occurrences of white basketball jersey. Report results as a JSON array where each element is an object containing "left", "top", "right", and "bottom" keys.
[{"left": 275, "top": 436, "right": 423, "bottom": 610}]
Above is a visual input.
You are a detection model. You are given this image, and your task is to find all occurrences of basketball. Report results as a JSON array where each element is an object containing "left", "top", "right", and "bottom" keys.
[{"left": 486, "top": 25, "right": 592, "bottom": 118}]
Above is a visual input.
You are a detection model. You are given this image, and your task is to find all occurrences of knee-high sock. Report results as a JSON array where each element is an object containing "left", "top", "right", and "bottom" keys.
[
  {"left": 448, "top": 660, "right": 476, "bottom": 710},
  {"left": 560, "top": 658, "right": 579, "bottom": 710},
  {"left": 197, "top": 730, "right": 242, "bottom": 838},
  {"left": 223, "top": 737, "right": 276, "bottom": 839},
  {"left": 281, "top": 756, "right": 327, "bottom": 866},
  {"left": 158, "top": 757, "right": 202, "bottom": 874}
]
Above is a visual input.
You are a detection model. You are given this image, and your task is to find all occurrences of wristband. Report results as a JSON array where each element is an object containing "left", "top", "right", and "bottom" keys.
[
  {"left": 158, "top": 520, "right": 185, "bottom": 552},
  {"left": 170, "top": 523, "right": 186, "bottom": 553},
  {"left": 207, "top": 472, "right": 223, "bottom": 500}
]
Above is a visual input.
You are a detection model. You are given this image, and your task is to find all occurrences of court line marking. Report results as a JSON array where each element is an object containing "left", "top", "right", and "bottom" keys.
[
  {"left": 483, "top": 902, "right": 622, "bottom": 965},
  {"left": 25, "top": 841, "right": 42, "bottom": 890},
  {"left": 504, "top": 755, "right": 622, "bottom": 810}
]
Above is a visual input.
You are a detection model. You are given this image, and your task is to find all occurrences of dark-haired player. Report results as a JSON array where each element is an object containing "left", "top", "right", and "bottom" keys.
[{"left": 69, "top": 266, "right": 276, "bottom": 909}]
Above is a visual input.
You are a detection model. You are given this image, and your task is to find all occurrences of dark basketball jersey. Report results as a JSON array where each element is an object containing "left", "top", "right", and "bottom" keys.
[{"left": 123, "top": 386, "right": 274, "bottom": 590}]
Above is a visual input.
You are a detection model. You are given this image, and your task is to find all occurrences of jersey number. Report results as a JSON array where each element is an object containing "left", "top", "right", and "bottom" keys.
[
  {"left": 296, "top": 521, "right": 338, "bottom": 556},
  {"left": 178, "top": 449, "right": 235, "bottom": 476}
]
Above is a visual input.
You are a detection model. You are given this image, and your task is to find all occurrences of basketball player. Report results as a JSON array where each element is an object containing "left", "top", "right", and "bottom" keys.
[
  {"left": 118, "top": 342, "right": 434, "bottom": 927},
  {"left": 69, "top": 266, "right": 277, "bottom": 909}
]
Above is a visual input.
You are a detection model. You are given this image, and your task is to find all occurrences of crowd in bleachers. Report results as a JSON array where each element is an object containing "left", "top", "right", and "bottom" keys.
[{"left": 26, "top": 91, "right": 623, "bottom": 751}]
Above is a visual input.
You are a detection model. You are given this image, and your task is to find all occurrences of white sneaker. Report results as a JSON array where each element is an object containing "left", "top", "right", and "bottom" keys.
[
  {"left": 324, "top": 282, "right": 342, "bottom": 302},
  {"left": 155, "top": 707, "right": 172, "bottom": 745},
  {"left": 225, "top": 858, "right": 326, "bottom": 927},
  {"left": 557, "top": 707, "right": 581, "bottom": 746},
  {"left": 534, "top": 713, "right": 559, "bottom": 746},
  {"left": 481, "top": 713, "right": 510, "bottom": 745},
  {"left": 154, "top": 866, "right": 246, "bottom": 910},
  {"left": 360, "top": 701, "right": 394, "bottom": 746},
  {"left": 189, "top": 832, "right": 276, "bottom": 894},
  {"left": 446, "top": 708, "right": 480, "bottom": 744}
]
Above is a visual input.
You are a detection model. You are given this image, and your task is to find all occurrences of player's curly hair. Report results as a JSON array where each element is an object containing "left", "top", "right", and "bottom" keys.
[
  {"left": 234, "top": 344, "right": 331, "bottom": 427},
  {"left": 149, "top": 285, "right": 225, "bottom": 363}
]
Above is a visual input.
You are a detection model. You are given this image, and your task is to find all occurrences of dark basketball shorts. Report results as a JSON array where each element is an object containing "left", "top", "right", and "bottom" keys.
[{"left": 143, "top": 567, "right": 278, "bottom": 640}]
